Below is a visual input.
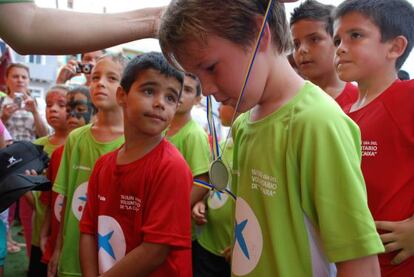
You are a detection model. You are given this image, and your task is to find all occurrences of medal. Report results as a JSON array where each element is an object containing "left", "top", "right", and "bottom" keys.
[{"left": 209, "top": 159, "right": 230, "bottom": 191}]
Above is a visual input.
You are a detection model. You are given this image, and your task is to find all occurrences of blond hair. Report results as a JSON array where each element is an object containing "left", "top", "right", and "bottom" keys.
[{"left": 159, "top": 0, "right": 292, "bottom": 65}]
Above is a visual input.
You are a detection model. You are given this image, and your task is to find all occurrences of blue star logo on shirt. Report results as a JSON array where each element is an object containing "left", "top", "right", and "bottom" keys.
[
  {"left": 78, "top": 195, "right": 87, "bottom": 202},
  {"left": 235, "top": 219, "right": 250, "bottom": 260},
  {"left": 98, "top": 231, "right": 115, "bottom": 260}
]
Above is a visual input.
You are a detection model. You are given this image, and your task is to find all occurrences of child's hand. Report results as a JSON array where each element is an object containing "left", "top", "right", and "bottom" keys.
[
  {"left": 25, "top": 169, "right": 38, "bottom": 176},
  {"left": 221, "top": 246, "right": 232, "bottom": 263},
  {"left": 192, "top": 201, "right": 207, "bottom": 225},
  {"left": 48, "top": 249, "right": 60, "bottom": 277},
  {"left": 376, "top": 217, "right": 414, "bottom": 265},
  {"left": 40, "top": 233, "right": 48, "bottom": 253}
]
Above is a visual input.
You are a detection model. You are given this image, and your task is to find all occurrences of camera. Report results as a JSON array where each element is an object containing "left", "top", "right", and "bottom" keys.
[
  {"left": 76, "top": 63, "right": 94, "bottom": 74},
  {"left": 13, "top": 92, "right": 24, "bottom": 109}
]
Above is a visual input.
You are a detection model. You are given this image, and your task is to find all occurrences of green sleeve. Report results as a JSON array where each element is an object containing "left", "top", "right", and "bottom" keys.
[
  {"left": 52, "top": 134, "right": 72, "bottom": 196},
  {"left": 183, "top": 129, "right": 210, "bottom": 177},
  {"left": 295, "top": 108, "right": 384, "bottom": 262}
]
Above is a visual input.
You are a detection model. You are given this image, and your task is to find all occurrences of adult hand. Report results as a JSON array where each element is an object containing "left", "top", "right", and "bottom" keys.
[
  {"left": 376, "top": 217, "right": 414, "bottom": 265},
  {"left": 56, "top": 59, "right": 79, "bottom": 84},
  {"left": 1, "top": 103, "right": 18, "bottom": 121},
  {"left": 192, "top": 201, "right": 207, "bottom": 225},
  {"left": 24, "top": 96, "right": 38, "bottom": 114}
]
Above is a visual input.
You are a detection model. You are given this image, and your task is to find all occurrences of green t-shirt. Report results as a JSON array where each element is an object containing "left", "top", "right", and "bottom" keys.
[
  {"left": 53, "top": 125, "right": 124, "bottom": 277},
  {"left": 32, "top": 136, "right": 61, "bottom": 247},
  {"left": 230, "top": 82, "right": 384, "bottom": 277},
  {"left": 167, "top": 119, "right": 210, "bottom": 177},
  {"left": 197, "top": 139, "right": 236, "bottom": 256},
  {"left": 167, "top": 119, "right": 211, "bottom": 240}
]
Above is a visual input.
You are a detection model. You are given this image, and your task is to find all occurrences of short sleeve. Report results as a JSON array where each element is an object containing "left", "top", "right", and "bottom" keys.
[
  {"left": 52, "top": 137, "right": 73, "bottom": 196},
  {"left": 79, "top": 158, "right": 101, "bottom": 235},
  {"left": 141, "top": 155, "right": 192, "bottom": 248},
  {"left": 296, "top": 111, "right": 384, "bottom": 262},
  {"left": 182, "top": 128, "right": 210, "bottom": 177}
]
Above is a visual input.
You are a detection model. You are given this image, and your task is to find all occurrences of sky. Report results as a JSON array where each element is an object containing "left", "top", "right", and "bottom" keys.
[{"left": 35, "top": 0, "right": 414, "bottom": 76}]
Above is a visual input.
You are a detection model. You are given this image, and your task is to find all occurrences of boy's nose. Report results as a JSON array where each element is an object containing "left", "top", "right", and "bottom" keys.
[
  {"left": 153, "top": 95, "right": 166, "bottom": 110},
  {"left": 336, "top": 42, "right": 347, "bottom": 56},
  {"left": 298, "top": 44, "right": 309, "bottom": 54}
]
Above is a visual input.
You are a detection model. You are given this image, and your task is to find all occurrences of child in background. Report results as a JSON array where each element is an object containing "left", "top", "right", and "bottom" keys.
[
  {"left": 159, "top": 0, "right": 384, "bottom": 276},
  {"left": 50, "top": 54, "right": 127, "bottom": 277},
  {"left": 290, "top": 0, "right": 358, "bottom": 108},
  {"left": 38, "top": 86, "right": 94, "bottom": 268},
  {"left": 0, "top": 121, "right": 6, "bottom": 277},
  {"left": 192, "top": 103, "right": 240, "bottom": 277},
  {"left": 333, "top": 0, "right": 414, "bottom": 275},
  {"left": 79, "top": 52, "right": 192, "bottom": 277},
  {"left": 166, "top": 73, "right": 210, "bottom": 206},
  {"left": 25, "top": 85, "right": 69, "bottom": 277}
]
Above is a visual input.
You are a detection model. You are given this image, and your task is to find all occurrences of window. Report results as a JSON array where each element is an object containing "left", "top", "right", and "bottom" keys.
[{"left": 26, "top": 55, "right": 46, "bottom": 65}]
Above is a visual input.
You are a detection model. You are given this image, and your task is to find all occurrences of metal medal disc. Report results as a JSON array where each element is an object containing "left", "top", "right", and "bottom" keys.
[{"left": 209, "top": 159, "right": 230, "bottom": 191}]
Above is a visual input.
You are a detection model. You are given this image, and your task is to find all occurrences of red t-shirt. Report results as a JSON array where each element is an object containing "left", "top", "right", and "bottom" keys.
[
  {"left": 40, "top": 146, "right": 65, "bottom": 264},
  {"left": 346, "top": 80, "right": 414, "bottom": 276},
  {"left": 80, "top": 139, "right": 193, "bottom": 277},
  {"left": 336, "top": 82, "right": 359, "bottom": 110}
]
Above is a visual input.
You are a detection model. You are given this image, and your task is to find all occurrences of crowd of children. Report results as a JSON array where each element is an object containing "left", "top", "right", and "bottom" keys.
[{"left": 0, "top": 0, "right": 413, "bottom": 276}]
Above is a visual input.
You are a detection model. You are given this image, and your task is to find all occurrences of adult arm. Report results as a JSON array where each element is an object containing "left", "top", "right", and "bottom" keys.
[{"left": 0, "top": 3, "right": 163, "bottom": 55}]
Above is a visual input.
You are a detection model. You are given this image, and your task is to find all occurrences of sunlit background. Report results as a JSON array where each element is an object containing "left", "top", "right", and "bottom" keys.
[{"left": 34, "top": 0, "right": 414, "bottom": 76}]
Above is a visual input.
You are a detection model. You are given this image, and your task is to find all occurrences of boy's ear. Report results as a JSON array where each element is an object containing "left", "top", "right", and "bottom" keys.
[
  {"left": 193, "top": 95, "right": 202, "bottom": 105},
  {"left": 387, "top": 35, "right": 408, "bottom": 60},
  {"left": 116, "top": 86, "right": 127, "bottom": 107},
  {"left": 255, "top": 16, "right": 271, "bottom": 53}
]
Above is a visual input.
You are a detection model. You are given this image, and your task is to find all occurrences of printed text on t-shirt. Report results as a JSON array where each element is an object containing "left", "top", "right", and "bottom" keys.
[
  {"left": 120, "top": 195, "right": 141, "bottom": 212},
  {"left": 251, "top": 169, "right": 277, "bottom": 197},
  {"left": 362, "top": 140, "right": 378, "bottom": 157}
]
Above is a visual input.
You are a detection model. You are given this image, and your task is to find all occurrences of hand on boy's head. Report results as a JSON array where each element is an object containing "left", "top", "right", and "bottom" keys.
[{"left": 376, "top": 217, "right": 414, "bottom": 265}]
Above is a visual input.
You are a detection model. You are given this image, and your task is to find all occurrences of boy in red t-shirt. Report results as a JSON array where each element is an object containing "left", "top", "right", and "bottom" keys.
[
  {"left": 334, "top": 0, "right": 414, "bottom": 276},
  {"left": 290, "top": 0, "right": 358, "bottom": 109},
  {"left": 79, "top": 52, "right": 193, "bottom": 277}
]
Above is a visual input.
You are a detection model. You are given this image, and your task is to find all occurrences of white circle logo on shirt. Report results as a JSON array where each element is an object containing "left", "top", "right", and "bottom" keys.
[
  {"left": 54, "top": 194, "right": 64, "bottom": 222},
  {"left": 231, "top": 197, "right": 263, "bottom": 276},
  {"left": 71, "top": 182, "right": 88, "bottom": 220},
  {"left": 208, "top": 191, "right": 229, "bottom": 210},
  {"left": 98, "top": 215, "right": 126, "bottom": 274}
]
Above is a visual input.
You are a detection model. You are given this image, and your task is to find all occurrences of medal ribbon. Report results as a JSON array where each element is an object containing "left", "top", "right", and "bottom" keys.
[{"left": 194, "top": 0, "right": 275, "bottom": 200}]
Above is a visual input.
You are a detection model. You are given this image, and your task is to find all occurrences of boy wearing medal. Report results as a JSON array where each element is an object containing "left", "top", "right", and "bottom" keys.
[
  {"left": 159, "top": 0, "right": 384, "bottom": 276},
  {"left": 79, "top": 52, "right": 193, "bottom": 276},
  {"left": 192, "top": 104, "right": 240, "bottom": 277}
]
